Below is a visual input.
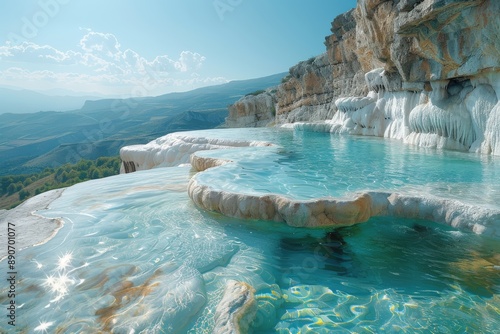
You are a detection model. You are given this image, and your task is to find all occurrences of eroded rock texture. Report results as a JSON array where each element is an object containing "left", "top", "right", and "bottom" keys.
[
  {"left": 274, "top": 53, "right": 337, "bottom": 124},
  {"left": 225, "top": 88, "right": 277, "bottom": 128}
]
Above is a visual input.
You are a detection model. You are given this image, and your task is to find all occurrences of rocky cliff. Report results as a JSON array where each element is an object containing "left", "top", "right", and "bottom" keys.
[
  {"left": 274, "top": 53, "right": 339, "bottom": 123},
  {"left": 224, "top": 88, "right": 277, "bottom": 128},
  {"left": 226, "top": 0, "right": 500, "bottom": 155}
]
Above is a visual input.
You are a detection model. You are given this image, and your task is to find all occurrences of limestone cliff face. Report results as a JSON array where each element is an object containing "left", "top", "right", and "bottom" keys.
[
  {"left": 326, "top": 10, "right": 367, "bottom": 99},
  {"left": 227, "top": 0, "right": 500, "bottom": 155},
  {"left": 226, "top": 52, "right": 338, "bottom": 127},
  {"left": 225, "top": 88, "right": 276, "bottom": 128},
  {"left": 394, "top": 0, "right": 499, "bottom": 82},
  {"left": 275, "top": 53, "right": 336, "bottom": 123},
  {"left": 275, "top": 9, "right": 367, "bottom": 124},
  {"left": 355, "top": 0, "right": 500, "bottom": 83}
]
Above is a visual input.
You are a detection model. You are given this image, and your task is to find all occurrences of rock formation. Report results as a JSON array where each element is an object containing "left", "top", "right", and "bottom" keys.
[
  {"left": 119, "top": 131, "right": 272, "bottom": 173},
  {"left": 213, "top": 280, "right": 257, "bottom": 333},
  {"left": 275, "top": 53, "right": 339, "bottom": 124},
  {"left": 226, "top": 0, "right": 500, "bottom": 155},
  {"left": 224, "top": 88, "right": 277, "bottom": 128}
]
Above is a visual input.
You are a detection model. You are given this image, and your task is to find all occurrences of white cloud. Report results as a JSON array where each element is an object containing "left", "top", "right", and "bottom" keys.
[
  {"left": 0, "top": 42, "right": 70, "bottom": 63},
  {"left": 79, "top": 32, "right": 121, "bottom": 58},
  {"left": 0, "top": 31, "right": 224, "bottom": 95},
  {"left": 148, "top": 55, "right": 176, "bottom": 73},
  {"left": 174, "top": 51, "right": 206, "bottom": 72}
]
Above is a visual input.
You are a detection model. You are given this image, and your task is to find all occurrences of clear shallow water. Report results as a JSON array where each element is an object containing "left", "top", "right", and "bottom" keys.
[
  {"left": 269, "top": 219, "right": 500, "bottom": 333},
  {"left": 196, "top": 128, "right": 500, "bottom": 207},
  {"left": 1, "top": 128, "right": 499, "bottom": 333}
]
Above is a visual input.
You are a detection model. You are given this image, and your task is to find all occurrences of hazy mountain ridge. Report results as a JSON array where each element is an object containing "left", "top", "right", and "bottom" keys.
[
  {"left": 0, "top": 73, "right": 286, "bottom": 175},
  {"left": 0, "top": 87, "right": 105, "bottom": 114}
]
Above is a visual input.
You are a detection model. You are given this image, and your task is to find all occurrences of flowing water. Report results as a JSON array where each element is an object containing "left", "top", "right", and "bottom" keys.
[{"left": 1, "top": 128, "right": 499, "bottom": 333}]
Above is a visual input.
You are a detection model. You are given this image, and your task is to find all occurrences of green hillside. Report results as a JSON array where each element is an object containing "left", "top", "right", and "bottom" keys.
[{"left": 0, "top": 156, "right": 121, "bottom": 209}]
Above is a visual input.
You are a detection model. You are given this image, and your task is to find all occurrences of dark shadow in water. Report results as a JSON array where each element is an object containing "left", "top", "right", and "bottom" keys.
[
  {"left": 276, "top": 227, "right": 362, "bottom": 288},
  {"left": 362, "top": 218, "right": 500, "bottom": 298},
  {"left": 274, "top": 219, "right": 500, "bottom": 298},
  {"left": 209, "top": 206, "right": 499, "bottom": 298}
]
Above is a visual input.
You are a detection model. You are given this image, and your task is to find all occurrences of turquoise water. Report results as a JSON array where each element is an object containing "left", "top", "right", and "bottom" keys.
[
  {"left": 196, "top": 129, "right": 500, "bottom": 207},
  {"left": 1, "top": 128, "right": 499, "bottom": 333},
  {"left": 269, "top": 218, "right": 500, "bottom": 333}
]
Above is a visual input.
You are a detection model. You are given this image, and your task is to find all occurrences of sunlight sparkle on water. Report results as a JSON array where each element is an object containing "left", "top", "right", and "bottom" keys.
[
  {"left": 57, "top": 252, "right": 73, "bottom": 270},
  {"left": 34, "top": 321, "right": 54, "bottom": 333}
]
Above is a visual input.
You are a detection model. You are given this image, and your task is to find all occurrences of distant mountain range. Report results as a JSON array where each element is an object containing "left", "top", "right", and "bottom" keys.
[
  {"left": 0, "top": 87, "right": 108, "bottom": 114},
  {"left": 0, "top": 73, "right": 285, "bottom": 175}
]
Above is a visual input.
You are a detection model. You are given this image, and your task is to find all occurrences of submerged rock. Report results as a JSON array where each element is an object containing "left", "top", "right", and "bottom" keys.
[{"left": 214, "top": 280, "right": 257, "bottom": 333}]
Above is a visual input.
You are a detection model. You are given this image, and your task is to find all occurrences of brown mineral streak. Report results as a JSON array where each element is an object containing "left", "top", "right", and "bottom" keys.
[{"left": 95, "top": 269, "right": 162, "bottom": 332}]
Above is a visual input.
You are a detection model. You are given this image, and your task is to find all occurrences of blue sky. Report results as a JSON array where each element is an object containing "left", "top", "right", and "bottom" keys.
[{"left": 0, "top": 0, "right": 356, "bottom": 96}]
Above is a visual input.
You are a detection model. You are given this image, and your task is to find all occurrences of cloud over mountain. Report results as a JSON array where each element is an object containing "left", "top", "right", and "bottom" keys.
[{"left": 0, "top": 31, "right": 226, "bottom": 96}]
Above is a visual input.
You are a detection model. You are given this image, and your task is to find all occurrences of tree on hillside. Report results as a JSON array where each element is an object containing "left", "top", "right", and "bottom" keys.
[
  {"left": 96, "top": 157, "right": 108, "bottom": 167},
  {"left": 7, "top": 183, "right": 16, "bottom": 195},
  {"left": 91, "top": 169, "right": 101, "bottom": 179},
  {"left": 19, "top": 189, "right": 30, "bottom": 201},
  {"left": 60, "top": 171, "right": 69, "bottom": 183}
]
